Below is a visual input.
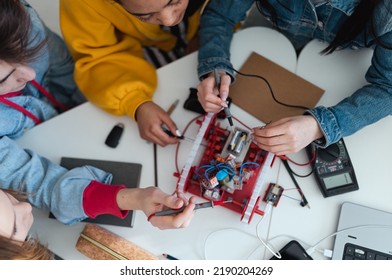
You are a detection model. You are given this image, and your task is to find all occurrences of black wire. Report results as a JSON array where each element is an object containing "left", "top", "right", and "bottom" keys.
[
  {"left": 283, "top": 158, "right": 315, "bottom": 178},
  {"left": 281, "top": 159, "right": 309, "bottom": 208},
  {"left": 228, "top": 66, "right": 310, "bottom": 110}
]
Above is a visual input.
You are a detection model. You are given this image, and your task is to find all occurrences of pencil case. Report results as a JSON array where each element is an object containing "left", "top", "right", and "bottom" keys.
[{"left": 75, "top": 223, "right": 158, "bottom": 260}]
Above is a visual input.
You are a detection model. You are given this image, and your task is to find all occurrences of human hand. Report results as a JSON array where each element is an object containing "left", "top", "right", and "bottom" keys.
[
  {"left": 117, "top": 187, "right": 196, "bottom": 230},
  {"left": 252, "top": 115, "right": 323, "bottom": 155},
  {"left": 196, "top": 70, "right": 231, "bottom": 113},
  {"left": 135, "top": 101, "right": 180, "bottom": 146}
]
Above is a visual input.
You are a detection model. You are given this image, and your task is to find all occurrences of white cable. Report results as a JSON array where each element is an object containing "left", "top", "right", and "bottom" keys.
[
  {"left": 323, "top": 249, "right": 333, "bottom": 259},
  {"left": 306, "top": 224, "right": 392, "bottom": 256},
  {"left": 203, "top": 228, "right": 256, "bottom": 260},
  {"left": 203, "top": 204, "right": 281, "bottom": 260},
  {"left": 255, "top": 203, "right": 281, "bottom": 259}
]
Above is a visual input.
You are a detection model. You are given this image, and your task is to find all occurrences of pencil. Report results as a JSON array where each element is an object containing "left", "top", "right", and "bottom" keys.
[
  {"left": 162, "top": 253, "right": 178, "bottom": 260},
  {"left": 166, "top": 99, "right": 179, "bottom": 116}
]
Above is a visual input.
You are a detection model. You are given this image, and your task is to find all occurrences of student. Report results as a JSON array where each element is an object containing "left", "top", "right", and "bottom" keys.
[
  {"left": 197, "top": 0, "right": 392, "bottom": 155},
  {"left": 59, "top": 0, "right": 208, "bottom": 146},
  {"left": 0, "top": 0, "right": 195, "bottom": 254},
  {"left": 0, "top": 186, "right": 194, "bottom": 260}
]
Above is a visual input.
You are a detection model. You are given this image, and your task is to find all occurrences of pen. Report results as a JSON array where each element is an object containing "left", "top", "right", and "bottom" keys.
[
  {"left": 214, "top": 69, "right": 234, "bottom": 132},
  {"left": 162, "top": 254, "right": 178, "bottom": 260},
  {"left": 152, "top": 198, "right": 233, "bottom": 217}
]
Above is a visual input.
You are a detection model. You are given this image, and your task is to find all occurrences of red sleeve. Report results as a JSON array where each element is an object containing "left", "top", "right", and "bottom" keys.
[{"left": 82, "top": 181, "right": 129, "bottom": 218}]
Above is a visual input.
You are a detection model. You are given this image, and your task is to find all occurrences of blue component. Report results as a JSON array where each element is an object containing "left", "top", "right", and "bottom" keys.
[{"left": 216, "top": 169, "right": 229, "bottom": 181}]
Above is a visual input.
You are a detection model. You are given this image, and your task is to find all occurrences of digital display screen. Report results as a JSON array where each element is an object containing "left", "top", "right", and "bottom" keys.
[{"left": 323, "top": 172, "right": 353, "bottom": 189}]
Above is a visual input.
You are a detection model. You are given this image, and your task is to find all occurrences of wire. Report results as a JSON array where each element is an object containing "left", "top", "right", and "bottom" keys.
[
  {"left": 281, "top": 159, "right": 310, "bottom": 208},
  {"left": 174, "top": 115, "right": 203, "bottom": 173},
  {"left": 202, "top": 205, "right": 281, "bottom": 260},
  {"left": 278, "top": 149, "right": 316, "bottom": 167},
  {"left": 282, "top": 157, "right": 315, "bottom": 178},
  {"left": 305, "top": 224, "right": 392, "bottom": 256},
  {"left": 266, "top": 234, "right": 325, "bottom": 256},
  {"left": 281, "top": 193, "right": 302, "bottom": 202},
  {"left": 228, "top": 66, "right": 310, "bottom": 111},
  {"left": 232, "top": 115, "right": 251, "bottom": 130},
  {"left": 239, "top": 162, "right": 260, "bottom": 178}
]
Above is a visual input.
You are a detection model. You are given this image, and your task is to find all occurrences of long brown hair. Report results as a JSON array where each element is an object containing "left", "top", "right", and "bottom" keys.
[
  {"left": 0, "top": 0, "right": 46, "bottom": 63},
  {"left": 0, "top": 189, "right": 53, "bottom": 260},
  {"left": 0, "top": 235, "right": 53, "bottom": 260}
]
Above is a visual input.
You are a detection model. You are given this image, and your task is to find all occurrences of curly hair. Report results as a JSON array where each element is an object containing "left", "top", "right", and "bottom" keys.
[{"left": 0, "top": 0, "right": 46, "bottom": 63}]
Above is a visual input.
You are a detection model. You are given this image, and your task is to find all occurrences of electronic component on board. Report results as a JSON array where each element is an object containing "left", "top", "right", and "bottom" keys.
[
  {"left": 263, "top": 183, "right": 284, "bottom": 207},
  {"left": 175, "top": 113, "right": 275, "bottom": 224}
]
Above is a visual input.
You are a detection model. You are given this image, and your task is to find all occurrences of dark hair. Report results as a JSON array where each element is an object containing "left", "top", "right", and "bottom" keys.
[
  {"left": 256, "top": 0, "right": 391, "bottom": 54},
  {"left": 0, "top": 0, "right": 46, "bottom": 63}
]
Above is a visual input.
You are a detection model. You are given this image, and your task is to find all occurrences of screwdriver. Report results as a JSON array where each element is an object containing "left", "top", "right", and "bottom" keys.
[
  {"left": 214, "top": 69, "right": 234, "bottom": 132},
  {"left": 152, "top": 198, "right": 233, "bottom": 217}
]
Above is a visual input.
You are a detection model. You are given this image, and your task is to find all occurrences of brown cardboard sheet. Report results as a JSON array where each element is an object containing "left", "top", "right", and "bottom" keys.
[{"left": 229, "top": 52, "right": 324, "bottom": 123}]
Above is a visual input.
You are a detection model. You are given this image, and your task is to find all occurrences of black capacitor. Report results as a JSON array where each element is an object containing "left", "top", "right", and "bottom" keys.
[{"left": 105, "top": 123, "right": 124, "bottom": 148}]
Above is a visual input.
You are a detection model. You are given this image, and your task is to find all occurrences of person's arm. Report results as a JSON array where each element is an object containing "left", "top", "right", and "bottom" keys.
[
  {"left": 197, "top": 0, "right": 253, "bottom": 78},
  {"left": 0, "top": 136, "right": 113, "bottom": 224},
  {"left": 59, "top": 0, "right": 156, "bottom": 120},
  {"left": 196, "top": 0, "right": 253, "bottom": 112},
  {"left": 84, "top": 182, "right": 196, "bottom": 229},
  {"left": 60, "top": 1, "right": 181, "bottom": 145},
  {"left": 1, "top": 137, "right": 194, "bottom": 228},
  {"left": 307, "top": 32, "right": 392, "bottom": 147},
  {"left": 252, "top": 31, "right": 392, "bottom": 155}
]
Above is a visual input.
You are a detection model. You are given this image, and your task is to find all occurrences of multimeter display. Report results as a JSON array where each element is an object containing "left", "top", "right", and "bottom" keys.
[
  {"left": 306, "top": 138, "right": 359, "bottom": 197},
  {"left": 323, "top": 172, "right": 353, "bottom": 189}
]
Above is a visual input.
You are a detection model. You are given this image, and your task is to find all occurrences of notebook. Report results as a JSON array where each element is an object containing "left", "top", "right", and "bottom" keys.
[
  {"left": 332, "top": 202, "right": 392, "bottom": 260},
  {"left": 49, "top": 157, "right": 142, "bottom": 228}
]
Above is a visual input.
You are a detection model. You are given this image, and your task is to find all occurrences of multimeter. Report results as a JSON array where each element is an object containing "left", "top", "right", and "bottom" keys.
[{"left": 306, "top": 138, "right": 359, "bottom": 197}]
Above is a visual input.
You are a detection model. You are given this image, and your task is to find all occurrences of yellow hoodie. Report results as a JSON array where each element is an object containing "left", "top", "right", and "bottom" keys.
[{"left": 60, "top": 0, "right": 204, "bottom": 119}]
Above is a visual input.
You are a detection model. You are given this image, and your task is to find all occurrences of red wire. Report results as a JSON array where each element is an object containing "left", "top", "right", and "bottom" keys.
[
  {"left": 278, "top": 149, "right": 316, "bottom": 166},
  {"left": 232, "top": 116, "right": 251, "bottom": 130},
  {"left": 175, "top": 115, "right": 204, "bottom": 173},
  {"left": 147, "top": 213, "right": 155, "bottom": 222}
]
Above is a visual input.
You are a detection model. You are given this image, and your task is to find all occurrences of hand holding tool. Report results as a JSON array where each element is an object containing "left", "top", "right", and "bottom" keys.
[
  {"left": 214, "top": 69, "right": 234, "bottom": 131},
  {"left": 152, "top": 198, "right": 233, "bottom": 217}
]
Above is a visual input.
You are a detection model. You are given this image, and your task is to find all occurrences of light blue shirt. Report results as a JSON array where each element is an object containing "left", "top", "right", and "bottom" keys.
[{"left": 0, "top": 1, "right": 108, "bottom": 225}]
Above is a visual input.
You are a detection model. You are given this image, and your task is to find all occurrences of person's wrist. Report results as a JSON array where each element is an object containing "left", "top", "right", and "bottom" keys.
[
  {"left": 116, "top": 188, "right": 141, "bottom": 211},
  {"left": 305, "top": 115, "right": 323, "bottom": 141}
]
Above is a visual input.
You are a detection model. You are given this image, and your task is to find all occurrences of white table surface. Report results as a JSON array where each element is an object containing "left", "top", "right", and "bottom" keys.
[{"left": 15, "top": 27, "right": 392, "bottom": 260}]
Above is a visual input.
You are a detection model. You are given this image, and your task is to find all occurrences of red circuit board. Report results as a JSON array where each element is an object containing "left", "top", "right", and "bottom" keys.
[{"left": 175, "top": 114, "right": 272, "bottom": 220}]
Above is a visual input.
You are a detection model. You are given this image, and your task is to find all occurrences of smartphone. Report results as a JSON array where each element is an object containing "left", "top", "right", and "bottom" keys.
[{"left": 270, "top": 240, "right": 313, "bottom": 260}]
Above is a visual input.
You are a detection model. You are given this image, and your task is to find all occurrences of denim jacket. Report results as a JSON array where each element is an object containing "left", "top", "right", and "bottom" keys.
[
  {"left": 198, "top": 0, "right": 392, "bottom": 147},
  {"left": 0, "top": 1, "right": 105, "bottom": 225}
]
